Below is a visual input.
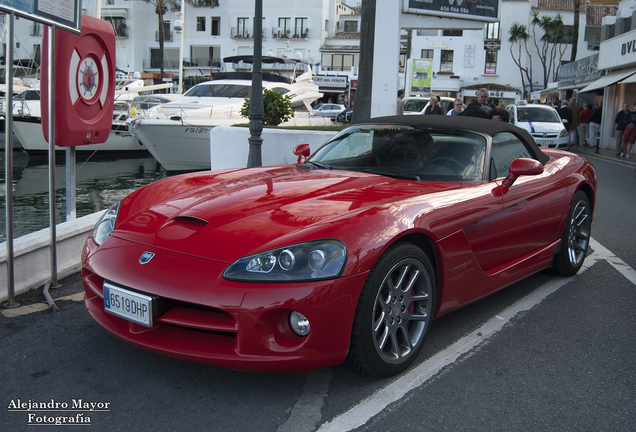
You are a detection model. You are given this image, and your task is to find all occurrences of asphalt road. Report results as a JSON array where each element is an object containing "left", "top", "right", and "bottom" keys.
[{"left": 2, "top": 154, "right": 635, "bottom": 432}]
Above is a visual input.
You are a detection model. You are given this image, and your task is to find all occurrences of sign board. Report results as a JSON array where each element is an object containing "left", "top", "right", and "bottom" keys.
[
  {"left": 411, "top": 59, "right": 433, "bottom": 93},
  {"left": 313, "top": 75, "right": 348, "bottom": 89},
  {"left": 403, "top": 0, "right": 499, "bottom": 22},
  {"left": 0, "top": 0, "right": 81, "bottom": 34}
]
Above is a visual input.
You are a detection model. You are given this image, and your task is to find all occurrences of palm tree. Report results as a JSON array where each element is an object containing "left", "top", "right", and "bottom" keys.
[
  {"left": 508, "top": 23, "right": 532, "bottom": 99},
  {"left": 570, "top": 0, "right": 582, "bottom": 62},
  {"left": 145, "top": 0, "right": 172, "bottom": 83}
]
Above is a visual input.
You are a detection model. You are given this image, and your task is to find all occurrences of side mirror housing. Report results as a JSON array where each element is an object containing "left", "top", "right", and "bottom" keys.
[
  {"left": 502, "top": 158, "right": 543, "bottom": 187},
  {"left": 293, "top": 143, "right": 311, "bottom": 164}
]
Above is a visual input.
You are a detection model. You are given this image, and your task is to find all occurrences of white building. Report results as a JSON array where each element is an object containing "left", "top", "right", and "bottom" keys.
[{"left": 0, "top": 0, "right": 618, "bottom": 108}]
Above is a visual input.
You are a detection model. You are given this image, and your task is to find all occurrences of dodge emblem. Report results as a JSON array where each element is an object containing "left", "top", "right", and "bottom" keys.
[{"left": 139, "top": 252, "right": 155, "bottom": 265}]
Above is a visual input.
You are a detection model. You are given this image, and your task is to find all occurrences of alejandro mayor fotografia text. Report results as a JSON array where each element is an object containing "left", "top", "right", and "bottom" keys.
[{"left": 7, "top": 398, "right": 111, "bottom": 426}]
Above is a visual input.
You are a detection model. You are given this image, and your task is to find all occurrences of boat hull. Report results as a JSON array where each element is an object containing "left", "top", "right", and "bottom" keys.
[{"left": 12, "top": 116, "right": 147, "bottom": 154}]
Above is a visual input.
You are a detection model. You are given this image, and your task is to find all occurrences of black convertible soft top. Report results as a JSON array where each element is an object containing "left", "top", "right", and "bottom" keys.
[{"left": 359, "top": 115, "right": 550, "bottom": 165}]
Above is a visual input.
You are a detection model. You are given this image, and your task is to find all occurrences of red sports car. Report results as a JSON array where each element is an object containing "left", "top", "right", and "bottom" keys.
[{"left": 82, "top": 115, "right": 596, "bottom": 377}]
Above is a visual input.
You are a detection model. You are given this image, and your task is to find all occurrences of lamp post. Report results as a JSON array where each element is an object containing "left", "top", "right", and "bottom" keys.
[
  {"left": 247, "top": 0, "right": 264, "bottom": 167},
  {"left": 175, "top": 0, "right": 185, "bottom": 94}
]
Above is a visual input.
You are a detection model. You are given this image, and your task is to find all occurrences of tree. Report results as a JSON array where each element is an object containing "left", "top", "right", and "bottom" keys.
[
  {"left": 241, "top": 89, "right": 293, "bottom": 126},
  {"left": 508, "top": 23, "right": 533, "bottom": 99},
  {"left": 145, "top": 0, "right": 172, "bottom": 83},
  {"left": 570, "top": 0, "right": 582, "bottom": 62},
  {"left": 530, "top": 12, "right": 570, "bottom": 87}
]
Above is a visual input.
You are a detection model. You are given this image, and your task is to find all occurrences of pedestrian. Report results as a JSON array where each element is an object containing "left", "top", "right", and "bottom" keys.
[
  {"left": 568, "top": 97, "right": 580, "bottom": 147},
  {"left": 588, "top": 102, "right": 602, "bottom": 153},
  {"left": 579, "top": 102, "right": 592, "bottom": 146},
  {"left": 620, "top": 102, "right": 636, "bottom": 158},
  {"left": 558, "top": 100, "right": 573, "bottom": 147},
  {"left": 614, "top": 102, "right": 630, "bottom": 155},
  {"left": 397, "top": 89, "right": 405, "bottom": 115},
  {"left": 447, "top": 97, "right": 464, "bottom": 115},
  {"left": 490, "top": 107, "right": 510, "bottom": 122},
  {"left": 458, "top": 88, "right": 492, "bottom": 118},
  {"left": 424, "top": 96, "right": 444, "bottom": 115}
]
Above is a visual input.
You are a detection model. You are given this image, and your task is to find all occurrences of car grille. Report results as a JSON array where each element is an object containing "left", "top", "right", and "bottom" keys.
[{"left": 531, "top": 133, "right": 559, "bottom": 138}]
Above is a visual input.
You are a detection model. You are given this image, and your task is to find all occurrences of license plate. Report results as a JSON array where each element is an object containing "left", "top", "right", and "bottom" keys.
[
  {"left": 104, "top": 282, "right": 153, "bottom": 327},
  {"left": 537, "top": 140, "right": 554, "bottom": 146}
]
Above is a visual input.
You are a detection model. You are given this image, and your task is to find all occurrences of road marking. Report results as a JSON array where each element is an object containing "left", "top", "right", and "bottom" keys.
[
  {"left": 317, "top": 237, "right": 635, "bottom": 432},
  {"left": 0, "top": 292, "right": 84, "bottom": 318}
]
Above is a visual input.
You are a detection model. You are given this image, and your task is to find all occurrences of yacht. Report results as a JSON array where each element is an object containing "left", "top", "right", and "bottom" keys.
[
  {"left": 10, "top": 76, "right": 174, "bottom": 154},
  {"left": 130, "top": 56, "right": 329, "bottom": 172}
]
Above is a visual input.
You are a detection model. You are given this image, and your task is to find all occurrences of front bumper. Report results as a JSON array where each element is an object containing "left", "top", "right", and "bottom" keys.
[{"left": 82, "top": 236, "right": 368, "bottom": 372}]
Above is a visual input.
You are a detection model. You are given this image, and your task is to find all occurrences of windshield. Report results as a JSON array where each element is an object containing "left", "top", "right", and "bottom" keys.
[
  {"left": 308, "top": 125, "right": 486, "bottom": 182},
  {"left": 183, "top": 83, "right": 252, "bottom": 98},
  {"left": 518, "top": 107, "right": 562, "bottom": 123},
  {"left": 402, "top": 99, "right": 427, "bottom": 113}
]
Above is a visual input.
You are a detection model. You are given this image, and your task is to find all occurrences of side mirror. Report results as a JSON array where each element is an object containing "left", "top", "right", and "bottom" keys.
[
  {"left": 502, "top": 158, "right": 543, "bottom": 187},
  {"left": 293, "top": 143, "right": 311, "bottom": 164}
]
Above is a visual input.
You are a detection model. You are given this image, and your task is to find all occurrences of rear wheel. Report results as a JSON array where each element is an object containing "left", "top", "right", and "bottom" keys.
[
  {"left": 552, "top": 190, "right": 591, "bottom": 276},
  {"left": 347, "top": 243, "right": 436, "bottom": 377}
]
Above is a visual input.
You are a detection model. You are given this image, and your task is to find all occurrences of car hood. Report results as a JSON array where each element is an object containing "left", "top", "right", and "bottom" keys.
[
  {"left": 112, "top": 166, "right": 458, "bottom": 262},
  {"left": 517, "top": 121, "right": 564, "bottom": 134}
]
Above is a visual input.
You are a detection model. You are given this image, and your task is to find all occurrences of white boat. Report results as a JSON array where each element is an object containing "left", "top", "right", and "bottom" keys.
[
  {"left": 130, "top": 56, "right": 330, "bottom": 171},
  {"left": 11, "top": 77, "right": 175, "bottom": 154}
]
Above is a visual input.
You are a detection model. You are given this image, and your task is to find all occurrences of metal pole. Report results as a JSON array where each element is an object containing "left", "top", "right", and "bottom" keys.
[
  {"left": 47, "top": 25, "right": 58, "bottom": 287},
  {"left": 178, "top": 0, "right": 185, "bottom": 94},
  {"left": 66, "top": 146, "right": 76, "bottom": 220},
  {"left": 247, "top": 0, "right": 263, "bottom": 167},
  {"left": 2, "top": 12, "right": 18, "bottom": 309}
]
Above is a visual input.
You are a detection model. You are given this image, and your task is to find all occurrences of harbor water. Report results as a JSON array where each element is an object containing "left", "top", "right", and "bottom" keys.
[{"left": 0, "top": 149, "right": 168, "bottom": 242}]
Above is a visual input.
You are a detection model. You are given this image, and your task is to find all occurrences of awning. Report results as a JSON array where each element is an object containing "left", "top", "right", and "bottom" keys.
[
  {"left": 618, "top": 72, "right": 636, "bottom": 84},
  {"left": 579, "top": 68, "right": 636, "bottom": 93}
]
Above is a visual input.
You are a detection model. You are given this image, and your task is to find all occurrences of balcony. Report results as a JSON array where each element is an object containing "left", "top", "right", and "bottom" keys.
[
  {"left": 195, "top": 0, "right": 219, "bottom": 7},
  {"left": 231, "top": 27, "right": 268, "bottom": 39}
]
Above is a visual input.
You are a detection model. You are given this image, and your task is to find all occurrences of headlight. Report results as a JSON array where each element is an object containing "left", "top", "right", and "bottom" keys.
[
  {"left": 559, "top": 129, "right": 569, "bottom": 138},
  {"left": 92, "top": 202, "right": 120, "bottom": 246},
  {"left": 223, "top": 239, "right": 347, "bottom": 282}
]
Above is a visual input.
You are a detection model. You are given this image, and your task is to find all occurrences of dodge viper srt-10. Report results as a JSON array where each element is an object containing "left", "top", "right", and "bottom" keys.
[{"left": 82, "top": 115, "right": 596, "bottom": 377}]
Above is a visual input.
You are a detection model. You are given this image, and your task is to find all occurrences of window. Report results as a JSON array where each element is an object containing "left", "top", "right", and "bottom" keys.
[
  {"left": 106, "top": 17, "right": 127, "bottom": 37},
  {"left": 197, "top": 17, "right": 205, "bottom": 32},
  {"left": 294, "top": 17, "right": 308, "bottom": 37},
  {"left": 490, "top": 132, "right": 532, "bottom": 179},
  {"left": 279, "top": 18, "right": 291, "bottom": 36},
  {"left": 150, "top": 48, "right": 180, "bottom": 68},
  {"left": 421, "top": 49, "right": 433, "bottom": 59},
  {"left": 237, "top": 17, "right": 248, "bottom": 37},
  {"left": 440, "top": 50, "right": 453, "bottom": 72},
  {"left": 344, "top": 21, "right": 358, "bottom": 32},
  {"left": 211, "top": 17, "right": 220, "bottom": 36},
  {"left": 321, "top": 53, "right": 358, "bottom": 72},
  {"left": 486, "top": 22, "right": 500, "bottom": 40},
  {"left": 443, "top": 29, "right": 462, "bottom": 37},
  {"left": 416, "top": 29, "right": 438, "bottom": 36},
  {"left": 485, "top": 51, "right": 497, "bottom": 74},
  {"left": 190, "top": 46, "right": 221, "bottom": 68}
]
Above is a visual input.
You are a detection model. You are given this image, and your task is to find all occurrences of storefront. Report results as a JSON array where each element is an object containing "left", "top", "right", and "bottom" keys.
[{"left": 313, "top": 75, "right": 348, "bottom": 106}]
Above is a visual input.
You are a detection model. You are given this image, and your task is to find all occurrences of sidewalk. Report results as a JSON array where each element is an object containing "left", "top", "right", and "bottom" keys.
[{"left": 567, "top": 142, "right": 636, "bottom": 167}]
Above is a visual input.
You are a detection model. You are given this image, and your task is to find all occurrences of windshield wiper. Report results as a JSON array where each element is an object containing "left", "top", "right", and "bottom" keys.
[
  {"left": 300, "top": 160, "right": 333, "bottom": 170},
  {"left": 361, "top": 169, "right": 420, "bottom": 181}
]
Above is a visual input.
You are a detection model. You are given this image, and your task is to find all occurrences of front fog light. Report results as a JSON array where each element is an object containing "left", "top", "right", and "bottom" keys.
[{"left": 289, "top": 311, "right": 310, "bottom": 336}]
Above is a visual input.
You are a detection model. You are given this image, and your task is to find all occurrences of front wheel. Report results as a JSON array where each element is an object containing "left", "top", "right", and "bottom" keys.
[
  {"left": 551, "top": 190, "right": 592, "bottom": 276},
  {"left": 346, "top": 243, "right": 436, "bottom": 377}
]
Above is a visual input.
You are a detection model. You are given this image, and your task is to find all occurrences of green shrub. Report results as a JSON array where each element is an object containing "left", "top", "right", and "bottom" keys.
[{"left": 240, "top": 88, "right": 293, "bottom": 126}]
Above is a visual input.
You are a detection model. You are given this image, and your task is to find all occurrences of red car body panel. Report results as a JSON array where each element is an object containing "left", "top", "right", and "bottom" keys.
[{"left": 82, "top": 121, "right": 596, "bottom": 372}]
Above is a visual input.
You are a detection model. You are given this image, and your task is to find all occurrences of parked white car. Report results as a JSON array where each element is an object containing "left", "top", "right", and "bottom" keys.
[
  {"left": 313, "top": 103, "right": 346, "bottom": 119},
  {"left": 402, "top": 96, "right": 455, "bottom": 115},
  {"left": 506, "top": 103, "right": 569, "bottom": 149}
]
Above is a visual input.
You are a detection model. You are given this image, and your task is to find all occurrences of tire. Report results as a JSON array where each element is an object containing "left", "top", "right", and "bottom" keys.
[
  {"left": 346, "top": 243, "right": 436, "bottom": 377},
  {"left": 551, "top": 190, "right": 592, "bottom": 276}
]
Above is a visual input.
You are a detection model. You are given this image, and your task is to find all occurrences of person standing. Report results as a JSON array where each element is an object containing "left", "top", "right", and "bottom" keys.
[
  {"left": 397, "top": 89, "right": 405, "bottom": 115},
  {"left": 424, "top": 96, "right": 444, "bottom": 115},
  {"left": 588, "top": 102, "right": 602, "bottom": 153},
  {"left": 614, "top": 102, "right": 630, "bottom": 155},
  {"left": 558, "top": 100, "right": 573, "bottom": 148},
  {"left": 568, "top": 97, "right": 580, "bottom": 147},
  {"left": 458, "top": 88, "right": 492, "bottom": 118},
  {"left": 579, "top": 102, "right": 592, "bottom": 146},
  {"left": 620, "top": 102, "right": 636, "bottom": 158},
  {"left": 447, "top": 97, "right": 464, "bottom": 115}
]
